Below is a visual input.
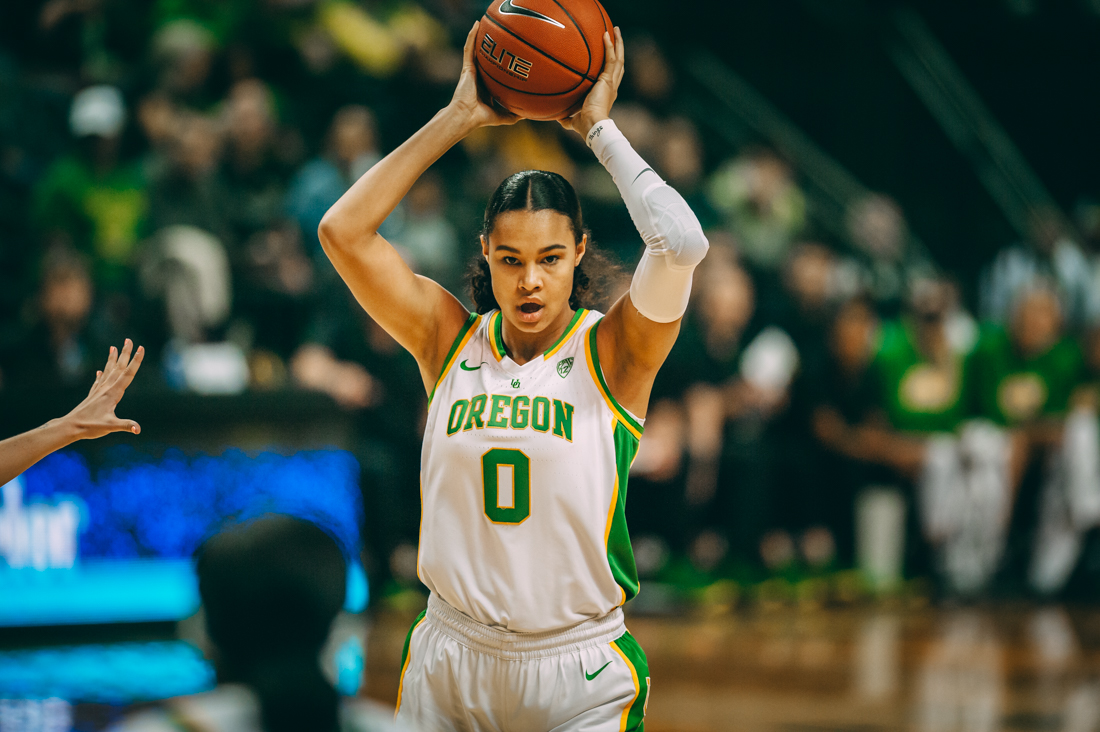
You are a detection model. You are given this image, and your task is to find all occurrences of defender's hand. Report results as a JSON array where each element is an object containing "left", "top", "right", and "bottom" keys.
[
  {"left": 447, "top": 21, "right": 520, "bottom": 131},
  {"left": 64, "top": 339, "right": 144, "bottom": 440},
  {"left": 559, "top": 27, "right": 624, "bottom": 138}
]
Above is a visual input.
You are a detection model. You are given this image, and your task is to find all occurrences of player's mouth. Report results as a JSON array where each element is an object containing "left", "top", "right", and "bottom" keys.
[{"left": 517, "top": 301, "right": 544, "bottom": 323}]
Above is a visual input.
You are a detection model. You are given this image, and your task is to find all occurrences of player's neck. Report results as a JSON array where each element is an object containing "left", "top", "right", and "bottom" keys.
[{"left": 501, "top": 306, "right": 576, "bottom": 365}]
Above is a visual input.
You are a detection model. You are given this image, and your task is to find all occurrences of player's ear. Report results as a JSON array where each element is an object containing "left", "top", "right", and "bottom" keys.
[
  {"left": 481, "top": 234, "right": 490, "bottom": 259},
  {"left": 574, "top": 233, "right": 587, "bottom": 267}
]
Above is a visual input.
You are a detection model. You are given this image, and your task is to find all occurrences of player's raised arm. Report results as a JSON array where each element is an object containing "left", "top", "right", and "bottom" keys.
[
  {"left": 318, "top": 21, "right": 518, "bottom": 392},
  {"left": 0, "top": 340, "right": 144, "bottom": 486},
  {"left": 560, "top": 29, "right": 709, "bottom": 417}
]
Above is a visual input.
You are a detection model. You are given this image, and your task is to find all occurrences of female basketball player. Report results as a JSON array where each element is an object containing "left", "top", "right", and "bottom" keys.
[{"left": 320, "top": 23, "right": 708, "bottom": 732}]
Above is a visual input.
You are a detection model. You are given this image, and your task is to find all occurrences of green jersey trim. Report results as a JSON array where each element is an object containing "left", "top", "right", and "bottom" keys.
[
  {"left": 585, "top": 319, "right": 644, "bottom": 439},
  {"left": 605, "top": 419, "right": 640, "bottom": 605},
  {"left": 428, "top": 312, "right": 481, "bottom": 405},
  {"left": 543, "top": 308, "right": 589, "bottom": 359}
]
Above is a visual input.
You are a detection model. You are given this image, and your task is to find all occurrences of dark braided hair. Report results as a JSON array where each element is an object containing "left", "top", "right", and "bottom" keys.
[{"left": 467, "top": 170, "right": 618, "bottom": 314}]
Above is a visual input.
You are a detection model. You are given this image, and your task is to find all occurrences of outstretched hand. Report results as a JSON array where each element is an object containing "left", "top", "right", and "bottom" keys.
[
  {"left": 65, "top": 339, "right": 145, "bottom": 440},
  {"left": 559, "top": 27, "right": 624, "bottom": 138},
  {"left": 448, "top": 21, "right": 520, "bottom": 130}
]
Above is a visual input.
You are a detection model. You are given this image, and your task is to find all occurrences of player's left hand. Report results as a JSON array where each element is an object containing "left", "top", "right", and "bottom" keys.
[
  {"left": 559, "top": 27, "right": 624, "bottom": 138},
  {"left": 64, "top": 339, "right": 145, "bottom": 440}
]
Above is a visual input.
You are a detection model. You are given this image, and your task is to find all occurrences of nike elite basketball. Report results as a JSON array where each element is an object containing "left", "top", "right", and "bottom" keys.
[{"left": 474, "top": 0, "right": 613, "bottom": 120}]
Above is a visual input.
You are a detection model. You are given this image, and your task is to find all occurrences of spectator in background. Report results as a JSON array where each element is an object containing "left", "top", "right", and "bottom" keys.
[
  {"left": 33, "top": 85, "right": 149, "bottom": 293},
  {"left": 874, "top": 276, "right": 971, "bottom": 439},
  {"left": 771, "top": 242, "right": 838, "bottom": 367},
  {"left": 287, "top": 105, "right": 382, "bottom": 258},
  {"left": 670, "top": 249, "right": 795, "bottom": 575},
  {"left": 219, "top": 78, "right": 314, "bottom": 361},
  {"left": 147, "top": 110, "right": 230, "bottom": 242},
  {"left": 792, "top": 297, "right": 885, "bottom": 567},
  {"left": 5, "top": 249, "right": 111, "bottom": 389},
  {"left": 980, "top": 207, "right": 1097, "bottom": 329},
  {"left": 386, "top": 171, "right": 459, "bottom": 292},
  {"left": 968, "top": 284, "right": 1083, "bottom": 430},
  {"left": 149, "top": 19, "right": 219, "bottom": 109},
  {"left": 840, "top": 193, "right": 935, "bottom": 318},
  {"left": 705, "top": 149, "right": 806, "bottom": 275},
  {"left": 110, "top": 516, "right": 403, "bottom": 732}
]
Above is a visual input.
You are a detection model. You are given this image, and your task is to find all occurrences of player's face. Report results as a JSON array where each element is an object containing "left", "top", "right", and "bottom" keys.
[{"left": 482, "top": 210, "right": 586, "bottom": 333}]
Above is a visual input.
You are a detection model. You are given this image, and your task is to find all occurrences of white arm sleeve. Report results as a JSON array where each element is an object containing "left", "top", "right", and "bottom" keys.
[{"left": 587, "top": 118, "right": 709, "bottom": 323}]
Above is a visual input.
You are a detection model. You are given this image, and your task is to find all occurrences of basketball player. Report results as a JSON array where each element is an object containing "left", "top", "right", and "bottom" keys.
[
  {"left": 319, "top": 24, "right": 708, "bottom": 731},
  {"left": 0, "top": 339, "right": 143, "bottom": 486}
]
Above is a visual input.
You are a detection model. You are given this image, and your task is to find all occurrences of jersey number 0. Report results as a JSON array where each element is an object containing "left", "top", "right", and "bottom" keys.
[{"left": 482, "top": 448, "right": 531, "bottom": 524}]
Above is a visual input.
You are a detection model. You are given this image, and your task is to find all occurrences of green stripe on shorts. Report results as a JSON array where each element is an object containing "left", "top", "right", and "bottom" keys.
[{"left": 614, "top": 631, "right": 650, "bottom": 731}]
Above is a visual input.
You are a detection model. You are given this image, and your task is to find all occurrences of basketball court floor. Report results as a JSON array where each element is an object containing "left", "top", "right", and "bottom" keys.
[{"left": 366, "top": 604, "right": 1100, "bottom": 731}]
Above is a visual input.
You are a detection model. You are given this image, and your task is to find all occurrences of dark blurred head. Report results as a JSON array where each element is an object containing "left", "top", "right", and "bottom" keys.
[
  {"left": 1010, "top": 285, "right": 1063, "bottom": 358},
  {"left": 39, "top": 249, "right": 93, "bottom": 337},
  {"left": 1028, "top": 207, "right": 1068, "bottom": 256},
  {"left": 830, "top": 298, "right": 878, "bottom": 374},
  {"left": 152, "top": 20, "right": 216, "bottom": 97},
  {"left": 846, "top": 194, "right": 906, "bottom": 262},
  {"left": 656, "top": 118, "right": 703, "bottom": 190},
  {"left": 196, "top": 515, "right": 346, "bottom": 732},
  {"left": 695, "top": 252, "right": 755, "bottom": 340},
  {"left": 328, "top": 105, "right": 376, "bottom": 167},
  {"left": 784, "top": 242, "right": 835, "bottom": 313},
  {"left": 226, "top": 79, "right": 277, "bottom": 162}
]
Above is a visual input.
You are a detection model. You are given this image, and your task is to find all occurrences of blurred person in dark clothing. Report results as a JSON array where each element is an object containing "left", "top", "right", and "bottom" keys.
[
  {"left": 291, "top": 287, "right": 425, "bottom": 600},
  {"left": 770, "top": 242, "right": 838, "bottom": 368},
  {"left": 787, "top": 297, "right": 885, "bottom": 566},
  {"left": 287, "top": 105, "right": 383, "bottom": 257},
  {"left": 111, "top": 516, "right": 404, "bottom": 732},
  {"left": 147, "top": 110, "right": 231, "bottom": 241},
  {"left": 221, "top": 78, "right": 294, "bottom": 244},
  {"left": 386, "top": 172, "right": 460, "bottom": 292},
  {"left": 5, "top": 249, "right": 117, "bottom": 389},
  {"left": 32, "top": 85, "right": 149, "bottom": 293},
  {"left": 840, "top": 194, "right": 935, "bottom": 319},
  {"left": 669, "top": 251, "right": 794, "bottom": 575}
]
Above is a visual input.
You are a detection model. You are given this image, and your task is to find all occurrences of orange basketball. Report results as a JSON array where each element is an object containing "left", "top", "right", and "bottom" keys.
[{"left": 474, "top": 0, "right": 613, "bottom": 121}]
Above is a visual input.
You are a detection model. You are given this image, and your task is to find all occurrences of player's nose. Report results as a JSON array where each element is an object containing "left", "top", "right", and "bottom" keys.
[{"left": 518, "top": 263, "right": 542, "bottom": 291}]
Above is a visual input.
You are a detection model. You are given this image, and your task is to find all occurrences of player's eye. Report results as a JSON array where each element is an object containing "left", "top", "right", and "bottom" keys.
[
  {"left": 542, "top": 255, "right": 560, "bottom": 265},
  {"left": 502, "top": 256, "right": 520, "bottom": 266}
]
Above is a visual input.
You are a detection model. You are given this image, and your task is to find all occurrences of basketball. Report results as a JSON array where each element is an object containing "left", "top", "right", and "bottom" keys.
[{"left": 474, "top": 0, "right": 613, "bottom": 121}]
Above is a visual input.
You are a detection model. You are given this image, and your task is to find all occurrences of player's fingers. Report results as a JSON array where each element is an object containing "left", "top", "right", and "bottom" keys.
[
  {"left": 613, "top": 27, "right": 625, "bottom": 84},
  {"left": 600, "top": 31, "right": 615, "bottom": 77},
  {"left": 462, "top": 21, "right": 479, "bottom": 73},
  {"left": 116, "top": 345, "right": 145, "bottom": 391},
  {"left": 105, "top": 345, "right": 118, "bottom": 371},
  {"left": 116, "top": 338, "right": 133, "bottom": 371}
]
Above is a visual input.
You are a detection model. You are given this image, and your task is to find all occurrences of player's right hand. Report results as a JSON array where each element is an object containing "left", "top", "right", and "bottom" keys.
[
  {"left": 64, "top": 339, "right": 145, "bottom": 440},
  {"left": 448, "top": 21, "right": 520, "bottom": 130}
]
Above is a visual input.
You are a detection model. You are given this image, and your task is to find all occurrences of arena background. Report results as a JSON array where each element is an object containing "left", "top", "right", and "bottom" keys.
[{"left": 2, "top": 0, "right": 1100, "bottom": 730}]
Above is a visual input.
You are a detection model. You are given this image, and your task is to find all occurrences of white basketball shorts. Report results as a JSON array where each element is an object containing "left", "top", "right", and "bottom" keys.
[{"left": 394, "top": 594, "right": 649, "bottom": 732}]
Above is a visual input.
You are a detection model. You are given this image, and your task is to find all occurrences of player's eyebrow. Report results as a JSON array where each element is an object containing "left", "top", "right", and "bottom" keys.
[{"left": 494, "top": 244, "right": 568, "bottom": 254}]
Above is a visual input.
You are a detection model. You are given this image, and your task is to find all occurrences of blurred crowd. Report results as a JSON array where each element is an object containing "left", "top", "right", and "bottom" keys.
[{"left": 3, "top": 0, "right": 1100, "bottom": 605}]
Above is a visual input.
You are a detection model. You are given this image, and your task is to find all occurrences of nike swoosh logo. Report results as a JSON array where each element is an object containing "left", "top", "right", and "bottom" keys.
[
  {"left": 459, "top": 360, "right": 486, "bottom": 371},
  {"left": 498, "top": 0, "right": 565, "bottom": 29},
  {"left": 585, "top": 661, "right": 612, "bottom": 681}
]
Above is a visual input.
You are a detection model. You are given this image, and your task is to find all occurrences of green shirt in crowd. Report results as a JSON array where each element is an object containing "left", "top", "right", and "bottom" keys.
[
  {"left": 966, "top": 326, "right": 1084, "bottom": 426},
  {"left": 33, "top": 156, "right": 148, "bottom": 288},
  {"left": 874, "top": 320, "right": 969, "bottom": 434}
]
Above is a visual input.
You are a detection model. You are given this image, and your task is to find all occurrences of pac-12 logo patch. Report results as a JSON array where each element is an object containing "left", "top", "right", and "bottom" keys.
[{"left": 557, "top": 357, "right": 574, "bottom": 378}]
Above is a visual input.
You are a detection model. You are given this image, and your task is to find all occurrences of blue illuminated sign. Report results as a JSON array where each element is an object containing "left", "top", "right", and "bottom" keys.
[{"left": 0, "top": 449, "right": 367, "bottom": 627}]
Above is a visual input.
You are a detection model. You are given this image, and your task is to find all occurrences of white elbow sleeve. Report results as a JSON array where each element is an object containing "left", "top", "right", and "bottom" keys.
[{"left": 587, "top": 119, "right": 709, "bottom": 323}]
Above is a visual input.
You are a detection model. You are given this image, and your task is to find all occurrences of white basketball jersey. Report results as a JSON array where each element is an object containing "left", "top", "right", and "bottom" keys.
[{"left": 418, "top": 308, "right": 643, "bottom": 633}]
